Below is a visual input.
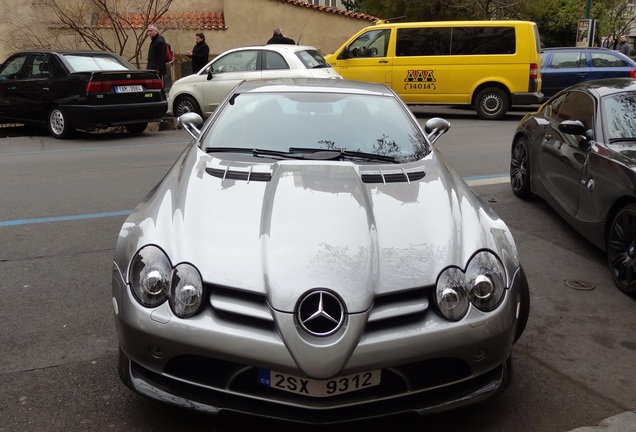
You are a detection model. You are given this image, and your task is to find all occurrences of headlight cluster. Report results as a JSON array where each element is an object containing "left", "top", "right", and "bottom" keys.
[
  {"left": 435, "top": 251, "right": 506, "bottom": 321},
  {"left": 129, "top": 246, "right": 203, "bottom": 318}
]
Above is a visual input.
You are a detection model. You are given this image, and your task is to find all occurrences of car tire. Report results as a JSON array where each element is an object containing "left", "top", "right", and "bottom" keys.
[
  {"left": 510, "top": 136, "right": 533, "bottom": 199},
  {"left": 474, "top": 87, "right": 509, "bottom": 120},
  {"left": 174, "top": 95, "right": 202, "bottom": 117},
  {"left": 607, "top": 204, "right": 636, "bottom": 297},
  {"left": 125, "top": 122, "right": 148, "bottom": 134},
  {"left": 513, "top": 267, "right": 530, "bottom": 343},
  {"left": 48, "top": 106, "right": 74, "bottom": 139}
]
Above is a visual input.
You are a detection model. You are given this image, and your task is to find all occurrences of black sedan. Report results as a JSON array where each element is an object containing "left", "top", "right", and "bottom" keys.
[
  {"left": 0, "top": 50, "right": 167, "bottom": 138},
  {"left": 510, "top": 77, "right": 636, "bottom": 297}
]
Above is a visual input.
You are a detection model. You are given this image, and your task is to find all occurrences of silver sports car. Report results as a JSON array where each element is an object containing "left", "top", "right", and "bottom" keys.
[{"left": 112, "top": 78, "right": 530, "bottom": 423}]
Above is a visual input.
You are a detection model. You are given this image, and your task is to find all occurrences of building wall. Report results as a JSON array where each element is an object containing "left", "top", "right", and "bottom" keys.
[{"left": 0, "top": 0, "right": 374, "bottom": 69}]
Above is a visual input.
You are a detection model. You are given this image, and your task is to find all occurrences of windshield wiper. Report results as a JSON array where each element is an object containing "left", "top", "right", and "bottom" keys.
[
  {"left": 205, "top": 147, "right": 398, "bottom": 163},
  {"left": 205, "top": 147, "right": 305, "bottom": 160},
  {"left": 288, "top": 147, "right": 398, "bottom": 163},
  {"left": 609, "top": 137, "right": 636, "bottom": 144}
]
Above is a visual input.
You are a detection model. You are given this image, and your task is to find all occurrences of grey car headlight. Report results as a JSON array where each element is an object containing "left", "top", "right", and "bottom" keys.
[
  {"left": 436, "top": 267, "right": 469, "bottom": 321},
  {"left": 170, "top": 263, "right": 203, "bottom": 318},
  {"left": 466, "top": 251, "right": 506, "bottom": 312},
  {"left": 130, "top": 245, "right": 171, "bottom": 307},
  {"left": 436, "top": 251, "right": 506, "bottom": 321}
]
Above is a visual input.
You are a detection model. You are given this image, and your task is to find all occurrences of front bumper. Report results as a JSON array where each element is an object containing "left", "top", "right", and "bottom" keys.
[{"left": 112, "top": 263, "right": 526, "bottom": 422}]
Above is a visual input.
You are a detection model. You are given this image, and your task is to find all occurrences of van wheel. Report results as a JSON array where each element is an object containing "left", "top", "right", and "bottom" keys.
[{"left": 475, "top": 87, "right": 509, "bottom": 120}]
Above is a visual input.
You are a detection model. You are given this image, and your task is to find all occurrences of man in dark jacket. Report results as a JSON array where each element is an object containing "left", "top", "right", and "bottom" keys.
[
  {"left": 187, "top": 32, "right": 210, "bottom": 73},
  {"left": 267, "top": 27, "right": 296, "bottom": 45},
  {"left": 146, "top": 24, "right": 167, "bottom": 80}
]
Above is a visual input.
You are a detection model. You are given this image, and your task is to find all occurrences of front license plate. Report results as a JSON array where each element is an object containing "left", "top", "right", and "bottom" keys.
[
  {"left": 115, "top": 85, "right": 143, "bottom": 93},
  {"left": 258, "top": 369, "right": 381, "bottom": 397}
]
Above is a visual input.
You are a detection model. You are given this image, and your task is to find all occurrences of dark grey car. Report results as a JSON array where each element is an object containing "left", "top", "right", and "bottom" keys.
[
  {"left": 511, "top": 77, "right": 636, "bottom": 297},
  {"left": 113, "top": 78, "right": 530, "bottom": 423}
]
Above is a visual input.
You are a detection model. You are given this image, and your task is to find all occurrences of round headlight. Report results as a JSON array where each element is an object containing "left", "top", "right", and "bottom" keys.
[
  {"left": 466, "top": 251, "right": 505, "bottom": 311},
  {"left": 130, "top": 246, "right": 171, "bottom": 307},
  {"left": 435, "top": 267, "right": 469, "bottom": 321},
  {"left": 170, "top": 263, "right": 203, "bottom": 318}
]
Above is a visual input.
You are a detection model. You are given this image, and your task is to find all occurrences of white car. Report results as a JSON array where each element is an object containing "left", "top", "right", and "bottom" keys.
[{"left": 167, "top": 45, "right": 342, "bottom": 117}]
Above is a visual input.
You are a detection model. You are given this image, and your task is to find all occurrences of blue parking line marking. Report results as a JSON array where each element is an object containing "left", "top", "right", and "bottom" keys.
[{"left": 0, "top": 210, "right": 132, "bottom": 227}]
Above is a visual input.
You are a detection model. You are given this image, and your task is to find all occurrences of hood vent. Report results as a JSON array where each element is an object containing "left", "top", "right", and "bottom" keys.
[
  {"left": 361, "top": 168, "right": 426, "bottom": 184},
  {"left": 206, "top": 167, "right": 272, "bottom": 183}
]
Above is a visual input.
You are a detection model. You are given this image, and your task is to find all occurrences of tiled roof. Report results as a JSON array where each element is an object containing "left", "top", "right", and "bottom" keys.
[
  {"left": 94, "top": 12, "right": 227, "bottom": 30},
  {"left": 92, "top": 2, "right": 378, "bottom": 31},
  {"left": 278, "top": 0, "right": 379, "bottom": 22}
]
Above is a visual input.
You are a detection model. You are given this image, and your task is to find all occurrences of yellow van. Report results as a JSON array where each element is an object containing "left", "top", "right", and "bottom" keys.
[{"left": 324, "top": 20, "right": 543, "bottom": 120}]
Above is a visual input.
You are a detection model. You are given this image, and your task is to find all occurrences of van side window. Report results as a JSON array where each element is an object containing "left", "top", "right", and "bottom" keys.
[
  {"left": 348, "top": 29, "right": 391, "bottom": 58},
  {"left": 396, "top": 26, "right": 516, "bottom": 57},
  {"left": 452, "top": 27, "right": 516, "bottom": 54},
  {"left": 397, "top": 28, "right": 452, "bottom": 56}
]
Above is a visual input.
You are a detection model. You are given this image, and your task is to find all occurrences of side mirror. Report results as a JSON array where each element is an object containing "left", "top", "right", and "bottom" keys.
[
  {"left": 424, "top": 117, "right": 451, "bottom": 145},
  {"left": 559, "top": 120, "right": 593, "bottom": 146},
  {"left": 206, "top": 68, "right": 213, "bottom": 80},
  {"left": 178, "top": 112, "right": 204, "bottom": 140},
  {"left": 337, "top": 46, "right": 351, "bottom": 60}
]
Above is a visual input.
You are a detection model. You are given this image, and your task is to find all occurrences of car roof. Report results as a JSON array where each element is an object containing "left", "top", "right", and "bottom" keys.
[
  {"left": 541, "top": 46, "right": 625, "bottom": 52},
  {"left": 223, "top": 45, "right": 321, "bottom": 53},
  {"left": 565, "top": 77, "right": 636, "bottom": 97},
  {"left": 7, "top": 49, "right": 121, "bottom": 56},
  {"left": 231, "top": 78, "right": 395, "bottom": 97}
]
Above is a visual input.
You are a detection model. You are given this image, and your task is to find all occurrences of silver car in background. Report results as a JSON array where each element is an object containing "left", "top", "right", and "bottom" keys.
[
  {"left": 167, "top": 45, "right": 341, "bottom": 117},
  {"left": 112, "top": 78, "right": 530, "bottom": 424}
]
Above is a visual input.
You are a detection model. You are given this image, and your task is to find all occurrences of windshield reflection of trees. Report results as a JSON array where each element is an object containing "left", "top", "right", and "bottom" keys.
[{"left": 604, "top": 91, "right": 636, "bottom": 141}]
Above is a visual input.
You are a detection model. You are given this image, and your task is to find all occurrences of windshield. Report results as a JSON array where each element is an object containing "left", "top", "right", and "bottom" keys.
[
  {"left": 201, "top": 92, "right": 430, "bottom": 162},
  {"left": 603, "top": 91, "right": 636, "bottom": 144}
]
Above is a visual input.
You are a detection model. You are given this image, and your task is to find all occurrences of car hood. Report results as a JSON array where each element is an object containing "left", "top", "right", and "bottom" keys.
[{"left": 115, "top": 144, "right": 518, "bottom": 314}]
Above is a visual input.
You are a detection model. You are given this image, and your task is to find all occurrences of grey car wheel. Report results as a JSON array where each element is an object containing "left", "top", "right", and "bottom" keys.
[
  {"left": 175, "top": 95, "right": 202, "bottom": 117},
  {"left": 475, "top": 87, "right": 509, "bottom": 120},
  {"left": 48, "top": 106, "right": 73, "bottom": 139},
  {"left": 510, "top": 136, "right": 533, "bottom": 199}
]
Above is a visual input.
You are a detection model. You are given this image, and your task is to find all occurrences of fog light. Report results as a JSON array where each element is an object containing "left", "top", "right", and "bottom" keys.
[
  {"left": 148, "top": 344, "right": 164, "bottom": 358},
  {"left": 473, "top": 348, "right": 487, "bottom": 361}
]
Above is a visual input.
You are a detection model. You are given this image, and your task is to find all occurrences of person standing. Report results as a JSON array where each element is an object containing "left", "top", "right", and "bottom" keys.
[
  {"left": 146, "top": 24, "right": 167, "bottom": 81},
  {"left": 266, "top": 27, "right": 296, "bottom": 45},
  {"left": 617, "top": 34, "right": 631, "bottom": 56},
  {"left": 187, "top": 32, "right": 210, "bottom": 74}
]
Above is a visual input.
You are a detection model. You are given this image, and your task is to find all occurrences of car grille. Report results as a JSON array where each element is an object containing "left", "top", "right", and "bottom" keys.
[
  {"left": 163, "top": 354, "right": 470, "bottom": 400},
  {"left": 206, "top": 283, "right": 432, "bottom": 331}
]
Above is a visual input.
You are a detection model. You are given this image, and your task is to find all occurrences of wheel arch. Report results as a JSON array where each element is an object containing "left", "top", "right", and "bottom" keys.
[
  {"left": 471, "top": 81, "right": 511, "bottom": 107},
  {"left": 604, "top": 196, "right": 636, "bottom": 251}
]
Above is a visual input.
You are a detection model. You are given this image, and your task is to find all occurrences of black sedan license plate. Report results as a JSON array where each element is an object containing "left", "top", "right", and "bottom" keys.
[
  {"left": 115, "top": 85, "right": 143, "bottom": 93},
  {"left": 258, "top": 369, "right": 381, "bottom": 397}
]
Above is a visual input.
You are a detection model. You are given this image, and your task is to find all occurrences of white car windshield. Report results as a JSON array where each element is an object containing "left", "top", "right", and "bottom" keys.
[{"left": 202, "top": 92, "right": 430, "bottom": 162}]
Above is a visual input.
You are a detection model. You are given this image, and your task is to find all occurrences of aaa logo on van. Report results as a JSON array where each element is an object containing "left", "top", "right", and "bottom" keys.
[{"left": 405, "top": 70, "right": 436, "bottom": 82}]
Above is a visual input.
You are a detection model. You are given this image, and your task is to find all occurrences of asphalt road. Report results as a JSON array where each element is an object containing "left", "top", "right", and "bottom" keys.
[{"left": 0, "top": 109, "right": 635, "bottom": 432}]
